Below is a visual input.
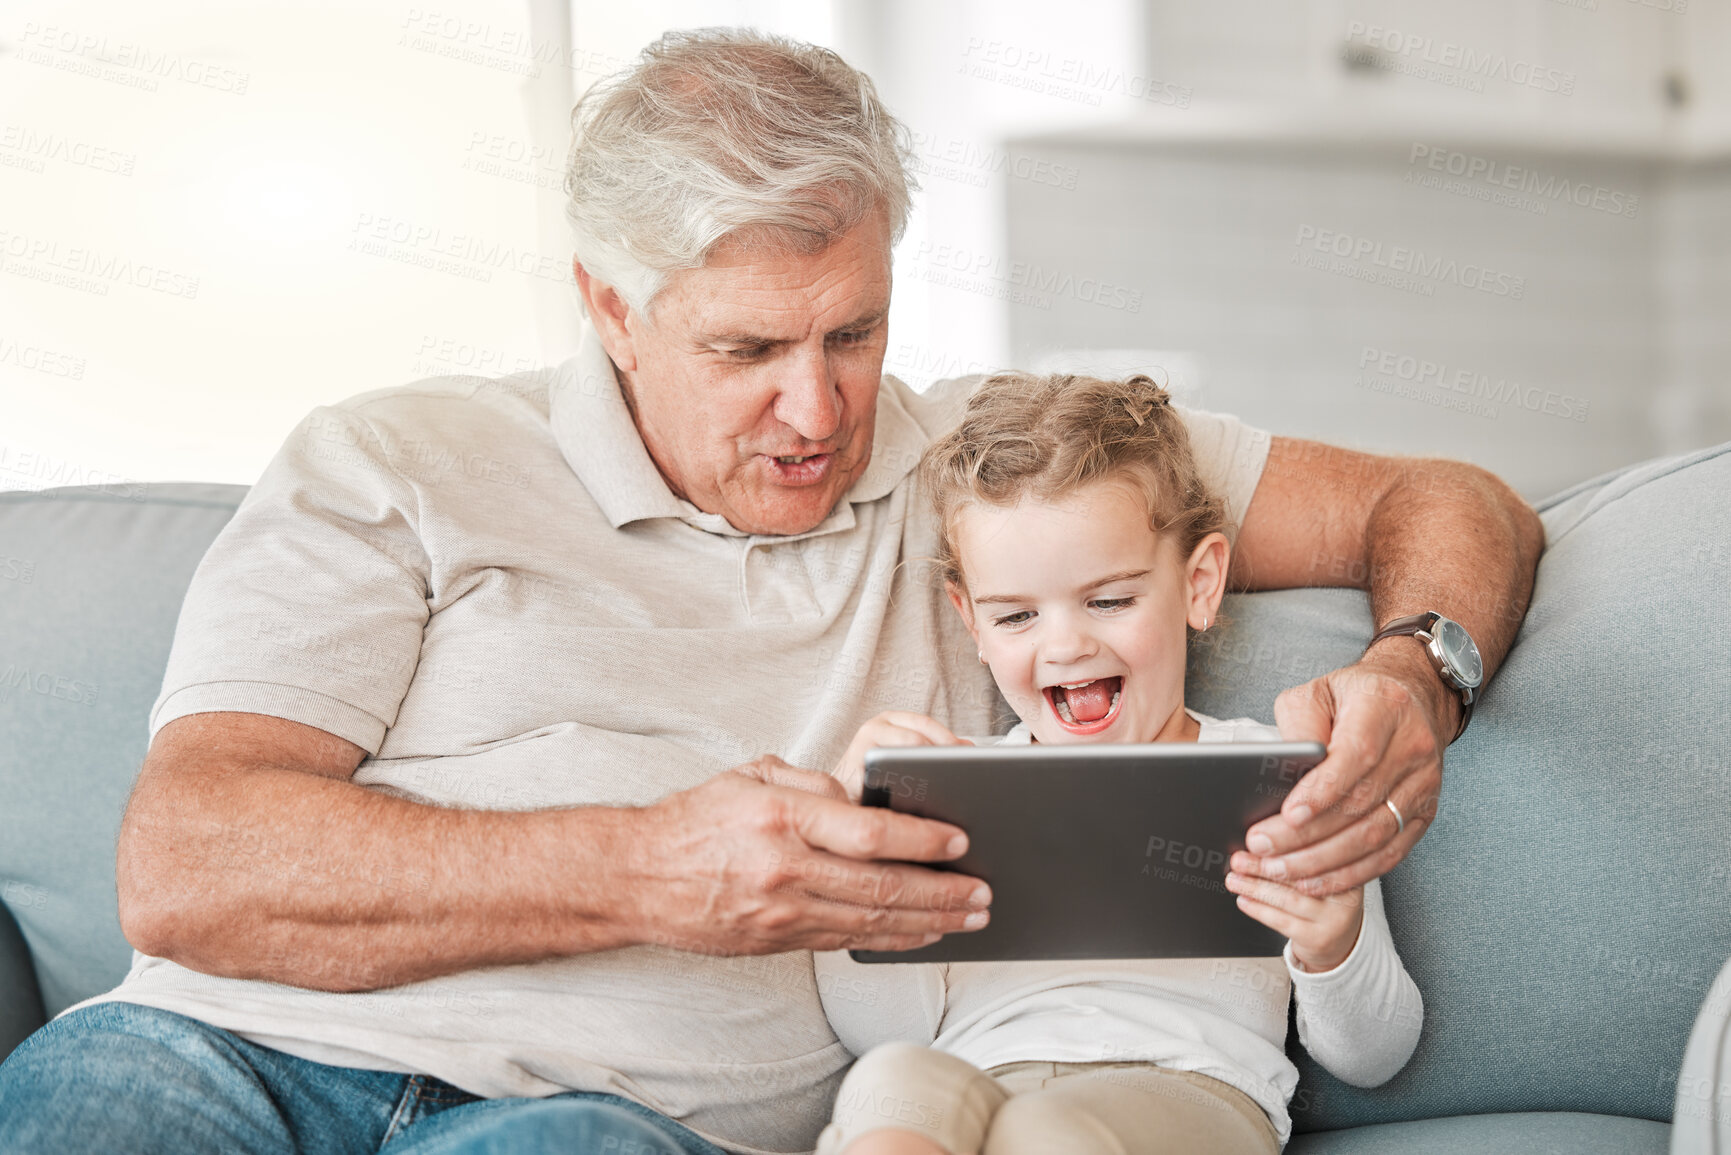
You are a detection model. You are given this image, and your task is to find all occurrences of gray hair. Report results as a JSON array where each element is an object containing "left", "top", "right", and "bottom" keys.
[{"left": 563, "top": 28, "right": 917, "bottom": 315}]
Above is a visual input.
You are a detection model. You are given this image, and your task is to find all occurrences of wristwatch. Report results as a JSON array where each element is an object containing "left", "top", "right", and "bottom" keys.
[{"left": 1366, "top": 611, "right": 1484, "bottom": 744}]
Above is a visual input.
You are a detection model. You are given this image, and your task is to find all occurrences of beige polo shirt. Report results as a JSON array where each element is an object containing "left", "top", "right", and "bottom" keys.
[{"left": 71, "top": 326, "right": 1271, "bottom": 1154}]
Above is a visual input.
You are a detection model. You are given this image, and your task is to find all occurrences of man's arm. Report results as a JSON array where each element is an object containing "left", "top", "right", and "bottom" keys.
[
  {"left": 116, "top": 713, "right": 990, "bottom": 991},
  {"left": 1224, "top": 437, "right": 1545, "bottom": 896}
]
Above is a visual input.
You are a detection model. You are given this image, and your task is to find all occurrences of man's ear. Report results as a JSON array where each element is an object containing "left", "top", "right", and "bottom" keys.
[
  {"left": 573, "top": 260, "right": 639, "bottom": 372},
  {"left": 1184, "top": 532, "right": 1231, "bottom": 630},
  {"left": 945, "top": 580, "right": 980, "bottom": 647}
]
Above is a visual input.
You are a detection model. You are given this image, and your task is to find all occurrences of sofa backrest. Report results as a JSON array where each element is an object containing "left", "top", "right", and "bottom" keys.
[
  {"left": 0, "top": 483, "right": 247, "bottom": 1057},
  {"left": 1188, "top": 442, "right": 1731, "bottom": 1132},
  {"left": 2, "top": 446, "right": 1728, "bottom": 1133}
]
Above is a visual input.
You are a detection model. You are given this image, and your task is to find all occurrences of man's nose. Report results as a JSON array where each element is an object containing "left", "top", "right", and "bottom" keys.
[{"left": 774, "top": 348, "right": 842, "bottom": 442}]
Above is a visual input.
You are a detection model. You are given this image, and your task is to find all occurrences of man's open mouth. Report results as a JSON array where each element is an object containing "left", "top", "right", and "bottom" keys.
[
  {"left": 1044, "top": 676, "right": 1124, "bottom": 730},
  {"left": 763, "top": 452, "right": 833, "bottom": 484}
]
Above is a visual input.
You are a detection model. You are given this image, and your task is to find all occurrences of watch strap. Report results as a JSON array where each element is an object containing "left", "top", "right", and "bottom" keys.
[
  {"left": 1368, "top": 611, "right": 1440, "bottom": 642},
  {"left": 1368, "top": 611, "right": 1473, "bottom": 744}
]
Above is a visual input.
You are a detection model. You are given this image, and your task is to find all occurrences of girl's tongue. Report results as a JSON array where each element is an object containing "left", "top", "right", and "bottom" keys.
[{"left": 1055, "top": 677, "right": 1119, "bottom": 723}]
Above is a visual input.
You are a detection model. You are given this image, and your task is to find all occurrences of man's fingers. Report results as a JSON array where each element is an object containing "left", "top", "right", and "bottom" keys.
[
  {"left": 762, "top": 846, "right": 990, "bottom": 923},
  {"left": 1271, "top": 812, "right": 1429, "bottom": 898},
  {"left": 1244, "top": 793, "right": 1366, "bottom": 859},
  {"left": 792, "top": 790, "right": 976, "bottom": 870},
  {"left": 1274, "top": 678, "right": 1336, "bottom": 747},
  {"left": 1233, "top": 775, "right": 1438, "bottom": 895},
  {"left": 811, "top": 930, "right": 946, "bottom": 954},
  {"left": 1280, "top": 686, "right": 1400, "bottom": 826},
  {"left": 1244, "top": 730, "right": 1408, "bottom": 855},
  {"left": 731, "top": 756, "right": 846, "bottom": 800}
]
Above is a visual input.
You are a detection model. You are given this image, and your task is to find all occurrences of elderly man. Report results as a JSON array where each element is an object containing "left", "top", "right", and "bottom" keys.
[{"left": 0, "top": 28, "right": 1540, "bottom": 1155}]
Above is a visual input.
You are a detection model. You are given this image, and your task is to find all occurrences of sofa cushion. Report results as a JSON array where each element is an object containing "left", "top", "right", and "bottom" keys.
[
  {"left": 0, "top": 484, "right": 246, "bottom": 1031},
  {"left": 1285, "top": 1110, "right": 1669, "bottom": 1154},
  {"left": 1187, "top": 441, "right": 1731, "bottom": 1131}
]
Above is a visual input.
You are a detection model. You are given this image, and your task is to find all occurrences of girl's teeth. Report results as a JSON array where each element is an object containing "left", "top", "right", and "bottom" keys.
[{"left": 1052, "top": 685, "right": 1122, "bottom": 728}]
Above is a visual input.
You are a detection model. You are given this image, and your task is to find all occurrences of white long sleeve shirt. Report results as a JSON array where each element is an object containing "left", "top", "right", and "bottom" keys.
[{"left": 815, "top": 712, "right": 1423, "bottom": 1146}]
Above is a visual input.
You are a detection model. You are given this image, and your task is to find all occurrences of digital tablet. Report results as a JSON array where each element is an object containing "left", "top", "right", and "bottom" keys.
[{"left": 849, "top": 740, "right": 1326, "bottom": 963}]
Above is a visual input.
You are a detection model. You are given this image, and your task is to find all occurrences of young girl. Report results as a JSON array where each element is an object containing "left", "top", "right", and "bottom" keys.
[{"left": 813, "top": 373, "right": 1422, "bottom": 1155}]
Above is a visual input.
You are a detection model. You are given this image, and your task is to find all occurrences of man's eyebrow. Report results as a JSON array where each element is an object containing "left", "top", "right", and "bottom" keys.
[
  {"left": 698, "top": 330, "right": 781, "bottom": 348},
  {"left": 697, "top": 309, "right": 888, "bottom": 348},
  {"left": 972, "top": 569, "right": 1151, "bottom": 605},
  {"left": 830, "top": 308, "right": 888, "bottom": 333}
]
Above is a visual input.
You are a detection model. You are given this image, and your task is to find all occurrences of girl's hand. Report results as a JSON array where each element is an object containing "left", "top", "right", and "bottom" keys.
[
  {"left": 1224, "top": 871, "right": 1365, "bottom": 973},
  {"left": 832, "top": 712, "right": 974, "bottom": 802}
]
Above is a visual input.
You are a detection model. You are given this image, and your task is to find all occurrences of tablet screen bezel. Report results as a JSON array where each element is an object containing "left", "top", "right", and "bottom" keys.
[{"left": 850, "top": 740, "right": 1326, "bottom": 964}]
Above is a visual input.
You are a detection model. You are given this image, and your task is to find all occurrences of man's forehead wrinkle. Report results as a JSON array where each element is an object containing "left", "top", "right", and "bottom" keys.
[{"left": 683, "top": 267, "right": 889, "bottom": 346}]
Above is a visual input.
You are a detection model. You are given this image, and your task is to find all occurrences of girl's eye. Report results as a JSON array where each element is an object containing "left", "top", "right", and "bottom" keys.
[
  {"left": 1092, "top": 598, "right": 1135, "bottom": 611},
  {"left": 992, "top": 611, "right": 1033, "bottom": 627}
]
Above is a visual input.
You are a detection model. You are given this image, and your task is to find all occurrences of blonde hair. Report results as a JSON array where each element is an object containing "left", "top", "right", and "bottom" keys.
[{"left": 919, "top": 372, "right": 1229, "bottom": 592}]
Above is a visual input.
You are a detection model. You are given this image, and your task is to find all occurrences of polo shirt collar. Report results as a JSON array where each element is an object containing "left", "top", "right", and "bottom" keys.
[{"left": 549, "top": 323, "right": 929, "bottom": 539}]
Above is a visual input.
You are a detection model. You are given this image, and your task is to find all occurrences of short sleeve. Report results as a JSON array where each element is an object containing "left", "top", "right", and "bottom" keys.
[
  {"left": 1174, "top": 406, "right": 1273, "bottom": 542},
  {"left": 148, "top": 407, "right": 432, "bottom": 754}
]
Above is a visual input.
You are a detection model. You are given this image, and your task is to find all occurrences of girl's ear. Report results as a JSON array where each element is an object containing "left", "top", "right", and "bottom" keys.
[
  {"left": 945, "top": 580, "right": 981, "bottom": 646},
  {"left": 1184, "top": 532, "right": 1231, "bottom": 631}
]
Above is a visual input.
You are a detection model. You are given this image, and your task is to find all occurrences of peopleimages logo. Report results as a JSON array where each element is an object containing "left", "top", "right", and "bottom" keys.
[
  {"left": 1293, "top": 225, "right": 1526, "bottom": 299},
  {"left": 1358, "top": 346, "right": 1590, "bottom": 422},
  {"left": 958, "top": 38, "right": 1191, "bottom": 109},
  {"left": 0, "top": 229, "right": 201, "bottom": 299},
  {"left": 910, "top": 242, "right": 1143, "bottom": 313},
  {"left": 1345, "top": 21, "right": 1576, "bottom": 95},
  {"left": 1408, "top": 144, "right": 1639, "bottom": 218},
  {"left": 18, "top": 21, "right": 251, "bottom": 94}
]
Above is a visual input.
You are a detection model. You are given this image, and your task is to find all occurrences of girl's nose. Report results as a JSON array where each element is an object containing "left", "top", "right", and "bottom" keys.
[{"left": 1040, "top": 615, "right": 1098, "bottom": 663}]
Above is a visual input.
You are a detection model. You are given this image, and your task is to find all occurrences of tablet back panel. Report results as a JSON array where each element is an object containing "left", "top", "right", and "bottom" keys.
[{"left": 851, "top": 742, "right": 1324, "bottom": 963}]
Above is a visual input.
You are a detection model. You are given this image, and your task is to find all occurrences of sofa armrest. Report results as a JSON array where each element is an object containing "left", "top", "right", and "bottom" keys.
[
  {"left": 1672, "top": 958, "right": 1731, "bottom": 1153},
  {"left": 0, "top": 901, "right": 47, "bottom": 1062}
]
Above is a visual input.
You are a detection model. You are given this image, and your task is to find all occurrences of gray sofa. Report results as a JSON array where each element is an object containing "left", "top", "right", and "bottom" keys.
[{"left": 2, "top": 442, "right": 1728, "bottom": 1153}]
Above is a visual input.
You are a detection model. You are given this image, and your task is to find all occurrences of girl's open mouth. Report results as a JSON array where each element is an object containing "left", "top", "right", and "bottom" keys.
[{"left": 1044, "top": 676, "right": 1124, "bottom": 735}]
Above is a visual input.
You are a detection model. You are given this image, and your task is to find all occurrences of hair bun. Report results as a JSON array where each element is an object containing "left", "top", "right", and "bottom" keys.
[
  {"left": 1125, "top": 373, "right": 1172, "bottom": 401},
  {"left": 1122, "top": 374, "right": 1172, "bottom": 425}
]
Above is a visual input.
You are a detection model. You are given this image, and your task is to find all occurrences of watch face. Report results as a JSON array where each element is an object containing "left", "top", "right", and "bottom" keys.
[{"left": 1433, "top": 617, "right": 1483, "bottom": 686}]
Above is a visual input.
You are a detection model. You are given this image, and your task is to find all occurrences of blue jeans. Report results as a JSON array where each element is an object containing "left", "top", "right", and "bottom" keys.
[{"left": 0, "top": 1002, "right": 729, "bottom": 1154}]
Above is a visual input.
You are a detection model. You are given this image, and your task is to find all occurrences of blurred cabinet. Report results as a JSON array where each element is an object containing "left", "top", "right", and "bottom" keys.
[{"left": 1141, "top": 0, "right": 1690, "bottom": 156}]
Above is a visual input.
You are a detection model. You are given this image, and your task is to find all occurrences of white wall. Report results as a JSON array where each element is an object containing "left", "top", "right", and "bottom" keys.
[
  {"left": 1005, "top": 141, "right": 1664, "bottom": 499},
  {"left": 2, "top": 0, "right": 1724, "bottom": 495},
  {"left": 988, "top": 0, "right": 1730, "bottom": 498},
  {"left": 0, "top": 0, "right": 591, "bottom": 489}
]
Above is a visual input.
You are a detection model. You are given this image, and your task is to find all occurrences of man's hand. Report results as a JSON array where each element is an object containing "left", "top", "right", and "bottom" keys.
[
  {"left": 1231, "top": 642, "right": 1450, "bottom": 898},
  {"left": 832, "top": 711, "right": 974, "bottom": 802},
  {"left": 120, "top": 715, "right": 989, "bottom": 989},
  {"left": 1226, "top": 438, "right": 1543, "bottom": 900},
  {"left": 622, "top": 755, "right": 991, "bottom": 957}
]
